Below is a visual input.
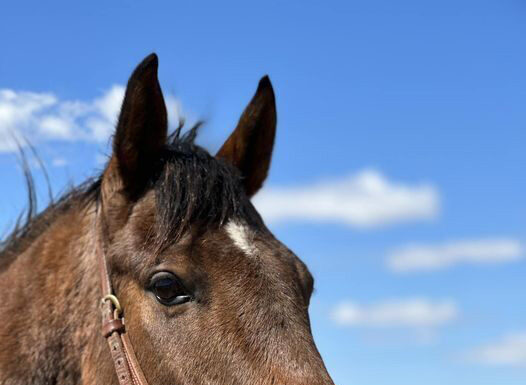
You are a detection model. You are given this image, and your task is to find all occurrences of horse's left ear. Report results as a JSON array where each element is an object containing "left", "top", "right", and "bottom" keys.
[
  {"left": 104, "top": 53, "right": 168, "bottom": 199},
  {"left": 216, "top": 76, "right": 277, "bottom": 197}
]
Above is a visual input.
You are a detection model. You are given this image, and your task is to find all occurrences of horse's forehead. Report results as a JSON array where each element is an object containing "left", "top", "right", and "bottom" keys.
[
  {"left": 222, "top": 219, "right": 296, "bottom": 265},
  {"left": 220, "top": 219, "right": 310, "bottom": 311}
]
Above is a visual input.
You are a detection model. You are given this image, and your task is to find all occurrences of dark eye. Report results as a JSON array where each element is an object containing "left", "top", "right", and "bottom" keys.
[{"left": 150, "top": 272, "right": 192, "bottom": 306}]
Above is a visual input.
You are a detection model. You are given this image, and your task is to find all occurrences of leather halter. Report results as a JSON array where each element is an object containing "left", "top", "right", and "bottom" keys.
[{"left": 97, "top": 219, "right": 150, "bottom": 385}]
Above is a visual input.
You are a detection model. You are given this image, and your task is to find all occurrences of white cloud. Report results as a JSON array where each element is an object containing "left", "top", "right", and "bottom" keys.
[
  {"left": 252, "top": 170, "right": 439, "bottom": 228},
  {"left": 332, "top": 298, "right": 458, "bottom": 328},
  {"left": 387, "top": 238, "right": 523, "bottom": 273},
  {"left": 84, "top": 85, "right": 126, "bottom": 142},
  {"left": 0, "top": 85, "right": 181, "bottom": 152},
  {"left": 0, "top": 89, "right": 57, "bottom": 151},
  {"left": 464, "top": 332, "right": 526, "bottom": 367}
]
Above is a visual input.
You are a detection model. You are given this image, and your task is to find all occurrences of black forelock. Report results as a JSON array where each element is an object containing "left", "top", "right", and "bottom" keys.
[{"left": 154, "top": 123, "right": 259, "bottom": 243}]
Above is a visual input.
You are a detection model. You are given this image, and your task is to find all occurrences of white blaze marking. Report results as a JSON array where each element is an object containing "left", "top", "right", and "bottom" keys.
[{"left": 225, "top": 220, "right": 257, "bottom": 256}]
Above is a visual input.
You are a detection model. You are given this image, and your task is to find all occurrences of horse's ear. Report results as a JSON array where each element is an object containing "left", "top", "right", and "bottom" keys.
[
  {"left": 216, "top": 76, "right": 277, "bottom": 197},
  {"left": 104, "top": 53, "right": 167, "bottom": 199}
]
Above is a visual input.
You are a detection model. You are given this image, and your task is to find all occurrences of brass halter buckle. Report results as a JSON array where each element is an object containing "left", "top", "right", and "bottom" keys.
[
  {"left": 101, "top": 294, "right": 125, "bottom": 338},
  {"left": 101, "top": 294, "right": 123, "bottom": 318}
]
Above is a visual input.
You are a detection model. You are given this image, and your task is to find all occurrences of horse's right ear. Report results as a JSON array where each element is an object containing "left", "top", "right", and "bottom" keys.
[{"left": 103, "top": 53, "right": 168, "bottom": 200}]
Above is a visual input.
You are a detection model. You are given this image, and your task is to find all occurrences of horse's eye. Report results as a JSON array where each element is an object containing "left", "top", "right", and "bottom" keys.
[{"left": 150, "top": 272, "right": 192, "bottom": 306}]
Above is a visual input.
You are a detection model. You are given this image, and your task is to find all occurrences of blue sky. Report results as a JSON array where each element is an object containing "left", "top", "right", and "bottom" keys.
[{"left": 1, "top": 1, "right": 525, "bottom": 384}]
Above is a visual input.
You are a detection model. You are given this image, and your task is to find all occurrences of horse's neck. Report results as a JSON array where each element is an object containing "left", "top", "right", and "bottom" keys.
[{"left": 0, "top": 204, "right": 103, "bottom": 384}]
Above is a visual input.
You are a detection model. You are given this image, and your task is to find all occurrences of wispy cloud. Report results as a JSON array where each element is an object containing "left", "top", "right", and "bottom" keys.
[
  {"left": 331, "top": 298, "right": 458, "bottom": 345},
  {"left": 0, "top": 86, "right": 181, "bottom": 152},
  {"left": 387, "top": 238, "right": 523, "bottom": 273},
  {"left": 253, "top": 170, "right": 439, "bottom": 228},
  {"left": 464, "top": 332, "right": 526, "bottom": 367},
  {"left": 332, "top": 298, "right": 458, "bottom": 328}
]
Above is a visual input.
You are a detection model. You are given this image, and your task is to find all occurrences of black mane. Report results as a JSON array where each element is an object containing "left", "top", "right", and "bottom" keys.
[
  {"left": 0, "top": 177, "right": 100, "bottom": 271},
  {"left": 0, "top": 124, "right": 255, "bottom": 268}
]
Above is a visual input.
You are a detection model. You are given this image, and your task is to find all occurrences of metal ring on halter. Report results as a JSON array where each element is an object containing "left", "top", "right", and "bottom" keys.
[{"left": 101, "top": 294, "right": 122, "bottom": 317}]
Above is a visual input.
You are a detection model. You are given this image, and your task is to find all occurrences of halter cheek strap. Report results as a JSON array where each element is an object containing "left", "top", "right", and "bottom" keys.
[{"left": 97, "top": 220, "right": 150, "bottom": 385}]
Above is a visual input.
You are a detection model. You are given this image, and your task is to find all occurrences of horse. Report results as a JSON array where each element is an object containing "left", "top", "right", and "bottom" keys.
[{"left": 0, "top": 54, "right": 335, "bottom": 385}]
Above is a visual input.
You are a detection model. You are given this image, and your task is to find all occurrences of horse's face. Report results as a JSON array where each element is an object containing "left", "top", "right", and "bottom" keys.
[{"left": 99, "top": 54, "right": 334, "bottom": 385}]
